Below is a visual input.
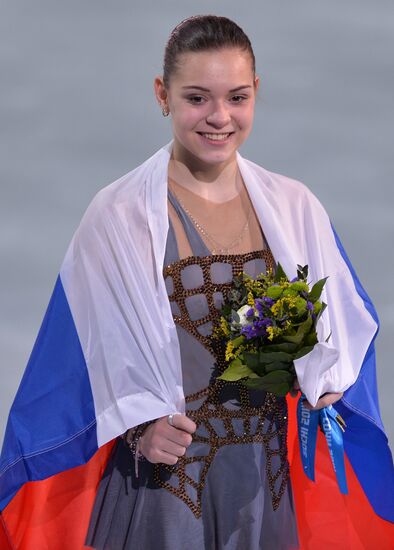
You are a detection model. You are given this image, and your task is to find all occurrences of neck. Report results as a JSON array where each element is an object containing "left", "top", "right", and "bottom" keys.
[{"left": 168, "top": 150, "right": 241, "bottom": 202}]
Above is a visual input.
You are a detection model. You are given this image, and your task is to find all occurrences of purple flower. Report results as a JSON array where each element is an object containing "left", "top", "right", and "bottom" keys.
[
  {"left": 306, "top": 301, "right": 314, "bottom": 311},
  {"left": 255, "top": 299, "right": 264, "bottom": 313},
  {"left": 256, "top": 317, "right": 272, "bottom": 327},
  {"left": 241, "top": 325, "right": 256, "bottom": 339},
  {"left": 246, "top": 307, "right": 255, "bottom": 317}
]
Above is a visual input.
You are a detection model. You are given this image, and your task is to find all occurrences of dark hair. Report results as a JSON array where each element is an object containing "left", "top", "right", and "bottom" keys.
[{"left": 163, "top": 15, "right": 256, "bottom": 88}]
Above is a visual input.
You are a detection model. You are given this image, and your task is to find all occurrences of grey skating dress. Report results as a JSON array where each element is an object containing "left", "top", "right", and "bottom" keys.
[{"left": 85, "top": 189, "right": 300, "bottom": 550}]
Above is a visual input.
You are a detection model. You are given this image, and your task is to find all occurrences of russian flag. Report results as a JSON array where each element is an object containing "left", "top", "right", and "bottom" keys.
[
  {"left": 0, "top": 225, "right": 393, "bottom": 548},
  {"left": 0, "top": 275, "right": 116, "bottom": 548}
]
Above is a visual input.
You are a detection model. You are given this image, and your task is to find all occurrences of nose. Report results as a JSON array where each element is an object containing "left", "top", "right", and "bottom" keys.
[{"left": 205, "top": 100, "right": 231, "bottom": 128}]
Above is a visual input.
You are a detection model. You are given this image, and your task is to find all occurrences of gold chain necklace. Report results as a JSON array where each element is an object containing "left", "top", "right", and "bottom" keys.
[{"left": 169, "top": 182, "right": 252, "bottom": 255}]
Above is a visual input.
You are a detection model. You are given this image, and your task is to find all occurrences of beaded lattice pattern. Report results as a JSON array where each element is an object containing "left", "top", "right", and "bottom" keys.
[{"left": 153, "top": 249, "right": 290, "bottom": 518}]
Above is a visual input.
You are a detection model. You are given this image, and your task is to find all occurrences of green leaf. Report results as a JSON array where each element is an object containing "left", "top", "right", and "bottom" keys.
[
  {"left": 308, "top": 277, "right": 328, "bottom": 302},
  {"left": 274, "top": 262, "right": 288, "bottom": 283},
  {"left": 282, "top": 316, "right": 313, "bottom": 344},
  {"left": 305, "top": 331, "right": 318, "bottom": 347},
  {"left": 231, "top": 309, "right": 240, "bottom": 323},
  {"left": 241, "top": 378, "right": 268, "bottom": 390},
  {"left": 242, "top": 370, "right": 294, "bottom": 396},
  {"left": 258, "top": 350, "right": 293, "bottom": 364},
  {"left": 259, "top": 342, "right": 299, "bottom": 353},
  {"left": 261, "top": 370, "right": 294, "bottom": 383},
  {"left": 217, "top": 359, "right": 255, "bottom": 382},
  {"left": 315, "top": 302, "right": 327, "bottom": 324},
  {"left": 243, "top": 351, "right": 260, "bottom": 370},
  {"left": 297, "top": 264, "right": 309, "bottom": 281},
  {"left": 265, "top": 361, "right": 292, "bottom": 373},
  {"left": 232, "top": 335, "right": 245, "bottom": 349}
]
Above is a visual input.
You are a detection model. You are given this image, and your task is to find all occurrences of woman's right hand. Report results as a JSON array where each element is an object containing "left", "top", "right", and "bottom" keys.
[{"left": 138, "top": 414, "right": 197, "bottom": 465}]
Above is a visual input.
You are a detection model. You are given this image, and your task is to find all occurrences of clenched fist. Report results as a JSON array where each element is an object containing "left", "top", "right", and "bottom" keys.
[{"left": 138, "top": 414, "right": 197, "bottom": 465}]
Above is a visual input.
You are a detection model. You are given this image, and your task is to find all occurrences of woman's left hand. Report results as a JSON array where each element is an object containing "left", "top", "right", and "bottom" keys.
[{"left": 303, "top": 392, "right": 343, "bottom": 410}]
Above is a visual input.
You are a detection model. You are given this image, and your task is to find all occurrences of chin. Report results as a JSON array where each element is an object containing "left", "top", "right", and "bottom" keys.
[
  {"left": 189, "top": 144, "right": 239, "bottom": 167},
  {"left": 173, "top": 134, "right": 242, "bottom": 168},
  {"left": 203, "top": 152, "right": 237, "bottom": 166}
]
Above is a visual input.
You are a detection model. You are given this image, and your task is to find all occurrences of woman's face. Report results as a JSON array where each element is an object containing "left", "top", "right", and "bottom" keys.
[{"left": 155, "top": 48, "right": 259, "bottom": 172}]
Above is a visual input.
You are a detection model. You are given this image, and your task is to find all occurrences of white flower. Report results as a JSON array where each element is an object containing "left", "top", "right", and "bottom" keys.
[{"left": 237, "top": 304, "right": 255, "bottom": 326}]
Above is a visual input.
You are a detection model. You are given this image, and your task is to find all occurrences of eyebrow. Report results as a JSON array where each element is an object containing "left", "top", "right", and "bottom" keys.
[{"left": 181, "top": 85, "right": 252, "bottom": 92}]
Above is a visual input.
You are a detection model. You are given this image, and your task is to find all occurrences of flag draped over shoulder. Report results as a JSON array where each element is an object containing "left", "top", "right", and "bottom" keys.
[{"left": 1, "top": 140, "right": 393, "bottom": 549}]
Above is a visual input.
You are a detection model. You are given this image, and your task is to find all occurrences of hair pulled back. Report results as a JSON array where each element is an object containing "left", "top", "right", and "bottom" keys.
[{"left": 163, "top": 15, "right": 255, "bottom": 88}]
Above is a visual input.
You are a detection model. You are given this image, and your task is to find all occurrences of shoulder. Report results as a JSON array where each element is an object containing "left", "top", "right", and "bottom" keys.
[
  {"left": 240, "top": 156, "right": 312, "bottom": 197},
  {"left": 239, "top": 155, "right": 328, "bottom": 215},
  {"left": 79, "top": 143, "right": 171, "bottom": 229}
]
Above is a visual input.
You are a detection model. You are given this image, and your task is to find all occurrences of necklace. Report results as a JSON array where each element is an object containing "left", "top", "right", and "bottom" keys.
[{"left": 169, "top": 182, "right": 252, "bottom": 255}]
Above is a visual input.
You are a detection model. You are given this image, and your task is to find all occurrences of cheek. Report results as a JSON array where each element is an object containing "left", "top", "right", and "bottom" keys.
[
  {"left": 172, "top": 110, "right": 205, "bottom": 137},
  {"left": 240, "top": 104, "right": 255, "bottom": 126}
]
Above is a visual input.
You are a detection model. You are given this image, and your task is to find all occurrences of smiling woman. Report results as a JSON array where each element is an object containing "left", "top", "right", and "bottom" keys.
[
  {"left": 0, "top": 13, "right": 393, "bottom": 550},
  {"left": 156, "top": 14, "right": 258, "bottom": 188},
  {"left": 155, "top": 47, "right": 258, "bottom": 173}
]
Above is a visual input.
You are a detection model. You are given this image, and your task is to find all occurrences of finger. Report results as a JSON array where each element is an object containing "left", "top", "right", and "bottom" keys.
[
  {"left": 304, "top": 392, "right": 343, "bottom": 410},
  {"left": 171, "top": 414, "right": 197, "bottom": 434},
  {"left": 156, "top": 449, "right": 179, "bottom": 466},
  {"left": 160, "top": 439, "right": 187, "bottom": 457},
  {"left": 166, "top": 427, "right": 193, "bottom": 448}
]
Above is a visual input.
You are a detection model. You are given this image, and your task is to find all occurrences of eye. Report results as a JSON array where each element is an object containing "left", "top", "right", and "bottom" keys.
[
  {"left": 187, "top": 95, "right": 205, "bottom": 104},
  {"left": 230, "top": 95, "right": 248, "bottom": 103}
]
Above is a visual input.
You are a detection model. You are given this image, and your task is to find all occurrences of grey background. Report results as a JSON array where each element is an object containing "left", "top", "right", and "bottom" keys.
[{"left": 1, "top": 1, "right": 393, "bottom": 448}]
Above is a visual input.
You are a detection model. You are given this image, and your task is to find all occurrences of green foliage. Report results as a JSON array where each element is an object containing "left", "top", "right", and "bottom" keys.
[
  {"left": 213, "top": 261, "right": 328, "bottom": 397},
  {"left": 274, "top": 262, "right": 288, "bottom": 283},
  {"left": 309, "top": 277, "right": 328, "bottom": 303},
  {"left": 218, "top": 358, "right": 256, "bottom": 382}
]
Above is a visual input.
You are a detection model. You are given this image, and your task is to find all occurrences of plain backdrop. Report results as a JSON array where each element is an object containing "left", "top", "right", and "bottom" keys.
[{"left": 1, "top": 1, "right": 393, "bottom": 448}]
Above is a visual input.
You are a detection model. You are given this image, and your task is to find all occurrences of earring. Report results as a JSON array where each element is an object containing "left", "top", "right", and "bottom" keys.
[{"left": 162, "top": 105, "right": 170, "bottom": 117}]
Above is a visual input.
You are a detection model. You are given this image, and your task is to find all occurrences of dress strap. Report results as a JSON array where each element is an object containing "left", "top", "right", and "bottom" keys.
[
  {"left": 163, "top": 216, "right": 180, "bottom": 268},
  {"left": 167, "top": 188, "right": 211, "bottom": 258}
]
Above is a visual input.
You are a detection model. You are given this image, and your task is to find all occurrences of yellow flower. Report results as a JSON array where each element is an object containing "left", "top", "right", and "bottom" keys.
[
  {"left": 271, "top": 296, "right": 299, "bottom": 317},
  {"left": 225, "top": 341, "right": 235, "bottom": 361},
  {"left": 220, "top": 317, "right": 230, "bottom": 336},
  {"left": 247, "top": 291, "right": 255, "bottom": 307},
  {"left": 266, "top": 326, "right": 275, "bottom": 341},
  {"left": 266, "top": 325, "right": 282, "bottom": 341},
  {"left": 270, "top": 299, "right": 282, "bottom": 316}
]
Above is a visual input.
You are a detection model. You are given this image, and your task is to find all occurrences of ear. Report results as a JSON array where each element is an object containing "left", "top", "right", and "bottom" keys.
[
  {"left": 153, "top": 76, "right": 168, "bottom": 107},
  {"left": 254, "top": 75, "right": 260, "bottom": 93}
]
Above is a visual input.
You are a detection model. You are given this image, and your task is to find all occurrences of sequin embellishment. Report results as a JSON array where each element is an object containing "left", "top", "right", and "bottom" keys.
[{"left": 153, "top": 250, "right": 290, "bottom": 518}]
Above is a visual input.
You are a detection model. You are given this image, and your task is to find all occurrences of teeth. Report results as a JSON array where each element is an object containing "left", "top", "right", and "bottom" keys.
[{"left": 201, "top": 133, "right": 231, "bottom": 141}]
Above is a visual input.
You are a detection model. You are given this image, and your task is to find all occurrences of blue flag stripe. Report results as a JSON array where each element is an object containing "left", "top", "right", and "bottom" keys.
[
  {"left": 331, "top": 224, "right": 394, "bottom": 522},
  {"left": 0, "top": 276, "right": 97, "bottom": 511}
]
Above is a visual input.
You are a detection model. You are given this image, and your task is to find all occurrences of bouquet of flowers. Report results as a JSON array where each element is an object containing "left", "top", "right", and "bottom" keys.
[{"left": 213, "top": 263, "right": 329, "bottom": 397}]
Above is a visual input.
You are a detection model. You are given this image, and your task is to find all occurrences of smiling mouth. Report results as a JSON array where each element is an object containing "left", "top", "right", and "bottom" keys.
[{"left": 197, "top": 132, "right": 234, "bottom": 141}]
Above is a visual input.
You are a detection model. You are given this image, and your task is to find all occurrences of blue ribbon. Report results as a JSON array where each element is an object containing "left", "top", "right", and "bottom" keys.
[{"left": 297, "top": 396, "right": 348, "bottom": 494}]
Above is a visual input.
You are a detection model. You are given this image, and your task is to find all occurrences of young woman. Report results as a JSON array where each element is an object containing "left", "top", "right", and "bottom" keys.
[{"left": 1, "top": 15, "right": 393, "bottom": 550}]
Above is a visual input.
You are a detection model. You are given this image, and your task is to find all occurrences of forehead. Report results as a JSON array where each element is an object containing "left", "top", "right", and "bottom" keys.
[{"left": 171, "top": 48, "right": 254, "bottom": 88}]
